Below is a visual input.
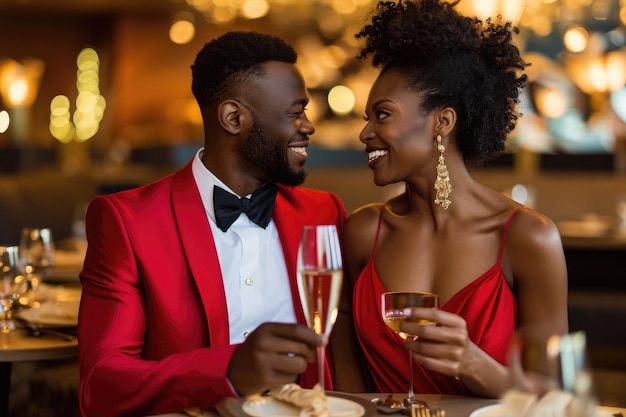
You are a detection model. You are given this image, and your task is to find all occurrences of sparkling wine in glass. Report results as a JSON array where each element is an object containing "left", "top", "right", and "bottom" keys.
[
  {"left": 296, "top": 224, "right": 343, "bottom": 391},
  {"left": 0, "top": 245, "right": 29, "bottom": 333},
  {"left": 381, "top": 291, "right": 439, "bottom": 407}
]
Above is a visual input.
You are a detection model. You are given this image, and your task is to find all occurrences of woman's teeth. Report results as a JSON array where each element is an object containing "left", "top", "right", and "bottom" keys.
[{"left": 368, "top": 149, "right": 388, "bottom": 162}]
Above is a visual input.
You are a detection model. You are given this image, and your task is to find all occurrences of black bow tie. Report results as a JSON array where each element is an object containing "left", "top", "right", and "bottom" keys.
[{"left": 213, "top": 183, "right": 278, "bottom": 232}]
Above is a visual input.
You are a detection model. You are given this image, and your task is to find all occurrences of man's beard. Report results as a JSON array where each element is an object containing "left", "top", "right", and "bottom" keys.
[{"left": 245, "top": 113, "right": 306, "bottom": 186}]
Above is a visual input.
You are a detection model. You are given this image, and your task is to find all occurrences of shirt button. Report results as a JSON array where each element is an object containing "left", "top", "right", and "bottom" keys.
[
  {"left": 243, "top": 331, "right": 249, "bottom": 338},
  {"left": 245, "top": 278, "right": 254, "bottom": 286}
]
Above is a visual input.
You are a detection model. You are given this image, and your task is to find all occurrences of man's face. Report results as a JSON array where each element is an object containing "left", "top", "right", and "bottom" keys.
[
  {"left": 245, "top": 111, "right": 306, "bottom": 186},
  {"left": 238, "top": 61, "right": 315, "bottom": 186}
]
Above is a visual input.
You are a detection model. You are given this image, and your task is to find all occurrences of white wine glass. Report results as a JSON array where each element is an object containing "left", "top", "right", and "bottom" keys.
[
  {"left": 381, "top": 291, "right": 440, "bottom": 408},
  {"left": 296, "top": 224, "right": 343, "bottom": 391},
  {"left": 0, "top": 245, "right": 29, "bottom": 333},
  {"left": 19, "top": 227, "right": 55, "bottom": 302}
]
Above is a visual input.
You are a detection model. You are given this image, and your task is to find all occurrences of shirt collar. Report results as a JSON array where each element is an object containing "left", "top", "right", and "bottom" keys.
[{"left": 192, "top": 148, "right": 240, "bottom": 224}]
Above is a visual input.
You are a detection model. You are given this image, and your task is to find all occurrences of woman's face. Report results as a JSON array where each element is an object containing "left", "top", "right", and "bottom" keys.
[{"left": 360, "top": 68, "right": 438, "bottom": 187}]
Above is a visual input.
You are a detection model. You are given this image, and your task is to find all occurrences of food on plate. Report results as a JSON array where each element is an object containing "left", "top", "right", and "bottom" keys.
[
  {"left": 501, "top": 389, "right": 600, "bottom": 417},
  {"left": 270, "top": 383, "right": 329, "bottom": 417},
  {"left": 501, "top": 390, "right": 538, "bottom": 417}
]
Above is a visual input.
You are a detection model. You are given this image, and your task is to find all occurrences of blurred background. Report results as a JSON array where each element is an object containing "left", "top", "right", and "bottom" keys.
[{"left": 1, "top": 0, "right": 625, "bottom": 172}]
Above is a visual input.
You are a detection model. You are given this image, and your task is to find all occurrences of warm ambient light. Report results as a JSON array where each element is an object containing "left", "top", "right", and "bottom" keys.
[
  {"left": 327, "top": 85, "right": 355, "bottom": 116},
  {"left": 0, "top": 57, "right": 45, "bottom": 108},
  {"left": 455, "top": 0, "right": 525, "bottom": 25},
  {"left": 564, "top": 26, "right": 589, "bottom": 53},
  {"left": 241, "top": 0, "right": 270, "bottom": 19},
  {"left": 533, "top": 83, "right": 569, "bottom": 119},
  {"left": 50, "top": 47, "right": 106, "bottom": 143},
  {"left": 169, "top": 11, "right": 195, "bottom": 45},
  {"left": 566, "top": 48, "right": 626, "bottom": 94},
  {"left": 0, "top": 110, "right": 9, "bottom": 133}
]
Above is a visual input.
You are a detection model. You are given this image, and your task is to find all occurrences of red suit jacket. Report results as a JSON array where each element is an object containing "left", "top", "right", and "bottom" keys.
[{"left": 78, "top": 160, "right": 345, "bottom": 417}]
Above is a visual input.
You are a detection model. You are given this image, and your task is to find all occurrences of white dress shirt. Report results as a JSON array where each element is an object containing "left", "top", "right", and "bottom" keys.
[{"left": 192, "top": 149, "right": 297, "bottom": 344}]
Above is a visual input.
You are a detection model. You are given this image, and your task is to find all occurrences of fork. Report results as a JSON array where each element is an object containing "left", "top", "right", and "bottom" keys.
[{"left": 410, "top": 405, "right": 446, "bottom": 417}]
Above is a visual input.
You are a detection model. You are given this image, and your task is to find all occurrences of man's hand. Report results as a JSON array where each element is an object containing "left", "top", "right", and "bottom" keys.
[{"left": 227, "top": 322, "right": 325, "bottom": 396}]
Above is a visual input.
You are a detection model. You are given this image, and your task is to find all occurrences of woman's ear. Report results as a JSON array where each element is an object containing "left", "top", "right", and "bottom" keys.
[
  {"left": 435, "top": 107, "right": 457, "bottom": 137},
  {"left": 218, "top": 99, "right": 249, "bottom": 135}
]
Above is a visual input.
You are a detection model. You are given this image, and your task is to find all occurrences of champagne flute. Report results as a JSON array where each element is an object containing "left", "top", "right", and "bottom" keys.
[
  {"left": 0, "top": 245, "right": 28, "bottom": 332},
  {"left": 19, "top": 227, "right": 55, "bottom": 303},
  {"left": 381, "top": 291, "right": 439, "bottom": 407},
  {"left": 296, "top": 224, "right": 343, "bottom": 391}
]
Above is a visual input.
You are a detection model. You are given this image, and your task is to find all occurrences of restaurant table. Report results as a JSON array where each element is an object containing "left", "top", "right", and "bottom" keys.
[
  {"left": 0, "top": 328, "right": 78, "bottom": 417},
  {"left": 147, "top": 392, "right": 626, "bottom": 417}
]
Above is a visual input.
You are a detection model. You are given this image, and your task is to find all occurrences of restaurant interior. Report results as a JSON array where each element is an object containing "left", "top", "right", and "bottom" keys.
[{"left": 1, "top": 0, "right": 625, "bottom": 414}]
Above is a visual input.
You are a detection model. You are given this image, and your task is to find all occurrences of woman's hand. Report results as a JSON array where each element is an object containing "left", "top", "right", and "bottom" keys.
[{"left": 400, "top": 307, "right": 472, "bottom": 378}]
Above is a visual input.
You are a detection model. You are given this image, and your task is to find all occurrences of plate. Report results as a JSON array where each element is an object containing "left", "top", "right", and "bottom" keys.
[
  {"left": 470, "top": 404, "right": 513, "bottom": 417},
  {"left": 17, "top": 298, "right": 79, "bottom": 327},
  {"left": 242, "top": 392, "right": 370, "bottom": 417},
  {"left": 469, "top": 403, "right": 620, "bottom": 417}
]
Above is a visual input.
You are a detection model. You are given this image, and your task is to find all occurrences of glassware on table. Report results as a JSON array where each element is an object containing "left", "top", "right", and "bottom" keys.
[
  {"left": 0, "top": 245, "right": 29, "bottom": 333},
  {"left": 381, "top": 291, "right": 440, "bottom": 408},
  {"left": 296, "top": 224, "right": 343, "bottom": 391},
  {"left": 19, "top": 227, "right": 55, "bottom": 302},
  {"left": 508, "top": 330, "right": 596, "bottom": 417}
]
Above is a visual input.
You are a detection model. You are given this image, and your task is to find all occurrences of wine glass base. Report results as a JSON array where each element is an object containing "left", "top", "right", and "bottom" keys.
[{"left": 403, "top": 398, "right": 427, "bottom": 408}]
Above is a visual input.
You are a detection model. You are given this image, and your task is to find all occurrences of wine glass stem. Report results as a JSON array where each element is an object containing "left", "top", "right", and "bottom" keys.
[
  {"left": 407, "top": 349, "right": 416, "bottom": 404},
  {"left": 317, "top": 345, "right": 325, "bottom": 391}
]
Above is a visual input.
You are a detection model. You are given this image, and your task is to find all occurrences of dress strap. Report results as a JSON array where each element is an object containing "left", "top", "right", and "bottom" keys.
[
  {"left": 497, "top": 207, "right": 523, "bottom": 264},
  {"left": 371, "top": 204, "right": 385, "bottom": 256}
]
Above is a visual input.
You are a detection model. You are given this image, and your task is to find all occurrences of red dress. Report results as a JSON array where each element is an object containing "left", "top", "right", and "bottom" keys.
[{"left": 353, "top": 208, "right": 520, "bottom": 394}]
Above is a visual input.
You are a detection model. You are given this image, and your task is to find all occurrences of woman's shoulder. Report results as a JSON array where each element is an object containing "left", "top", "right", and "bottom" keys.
[
  {"left": 508, "top": 206, "right": 561, "bottom": 247},
  {"left": 344, "top": 203, "right": 383, "bottom": 237},
  {"left": 347, "top": 203, "right": 383, "bottom": 222},
  {"left": 480, "top": 185, "right": 560, "bottom": 248},
  {"left": 342, "top": 203, "right": 385, "bottom": 260}
]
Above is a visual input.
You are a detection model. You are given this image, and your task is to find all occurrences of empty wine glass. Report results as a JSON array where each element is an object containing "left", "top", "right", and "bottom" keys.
[
  {"left": 381, "top": 291, "right": 439, "bottom": 408},
  {"left": 19, "top": 227, "right": 55, "bottom": 303},
  {"left": 296, "top": 224, "right": 343, "bottom": 391},
  {"left": 508, "top": 331, "right": 596, "bottom": 417},
  {"left": 0, "top": 245, "right": 28, "bottom": 333}
]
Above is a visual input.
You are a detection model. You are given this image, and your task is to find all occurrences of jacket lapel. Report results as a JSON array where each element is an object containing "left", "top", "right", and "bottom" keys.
[
  {"left": 171, "top": 161, "right": 230, "bottom": 347},
  {"left": 273, "top": 186, "right": 308, "bottom": 326}
]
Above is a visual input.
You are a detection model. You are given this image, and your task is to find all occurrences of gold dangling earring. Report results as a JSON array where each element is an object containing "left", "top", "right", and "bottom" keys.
[{"left": 434, "top": 134, "right": 452, "bottom": 209}]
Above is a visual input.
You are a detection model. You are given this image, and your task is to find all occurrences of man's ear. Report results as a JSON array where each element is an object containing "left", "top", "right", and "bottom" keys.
[
  {"left": 218, "top": 99, "right": 249, "bottom": 135},
  {"left": 435, "top": 107, "right": 457, "bottom": 137}
]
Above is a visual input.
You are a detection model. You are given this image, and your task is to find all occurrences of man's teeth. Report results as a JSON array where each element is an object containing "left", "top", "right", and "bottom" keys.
[
  {"left": 290, "top": 146, "right": 306, "bottom": 154},
  {"left": 368, "top": 150, "right": 388, "bottom": 161}
]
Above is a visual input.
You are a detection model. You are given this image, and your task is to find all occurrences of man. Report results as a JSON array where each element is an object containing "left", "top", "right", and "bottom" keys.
[{"left": 78, "top": 31, "right": 345, "bottom": 416}]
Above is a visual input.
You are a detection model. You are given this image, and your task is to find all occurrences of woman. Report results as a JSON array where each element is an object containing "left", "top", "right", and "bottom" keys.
[{"left": 330, "top": 0, "right": 568, "bottom": 398}]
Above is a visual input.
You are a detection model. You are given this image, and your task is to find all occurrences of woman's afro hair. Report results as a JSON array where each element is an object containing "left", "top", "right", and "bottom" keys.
[{"left": 356, "top": 0, "right": 529, "bottom": 163}]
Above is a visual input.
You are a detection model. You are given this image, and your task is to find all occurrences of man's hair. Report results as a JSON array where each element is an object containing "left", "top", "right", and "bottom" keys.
[{"left": 191, "top": 31, "right": 297, "bottom": 108}]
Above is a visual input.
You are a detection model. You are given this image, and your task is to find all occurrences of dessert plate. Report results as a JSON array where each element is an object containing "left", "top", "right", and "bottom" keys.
[
  {"left": 469, "top": 403, "right": 620, "bottom": 417},
  {"left": 242, "top": 392, "right": 372, "bottom": 417}
]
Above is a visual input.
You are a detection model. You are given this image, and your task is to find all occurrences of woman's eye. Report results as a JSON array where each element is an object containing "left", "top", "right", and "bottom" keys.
[
  {"left": 376, "top": 111, "right": 390, "bottom": 120},
  {"left": 362, "top": 114, "right": 370, "bottom": 122}
]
